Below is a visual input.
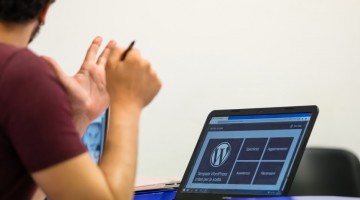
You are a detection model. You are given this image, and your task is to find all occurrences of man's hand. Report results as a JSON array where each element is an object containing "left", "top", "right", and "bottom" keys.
[
  {"left": 42, "top": 36, "right": 116, "bottom": 135},
  {"left": 105, "top": 47, "right": 161, "bottom": 109}
]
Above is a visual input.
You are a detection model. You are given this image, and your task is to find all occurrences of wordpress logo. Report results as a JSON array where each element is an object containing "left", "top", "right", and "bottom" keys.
[{"left": 210, "top": 142, "right": 231, "bottom": 167}]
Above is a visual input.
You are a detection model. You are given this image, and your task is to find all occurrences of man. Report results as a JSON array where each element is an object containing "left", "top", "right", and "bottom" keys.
[{"left": 0, "top": 0, "right": 161, "bottom": 200}]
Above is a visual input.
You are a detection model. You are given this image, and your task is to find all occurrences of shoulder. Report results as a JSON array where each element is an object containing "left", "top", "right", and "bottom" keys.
[
  {"left": 1, "top": 47, "right": 55, "bottom": 80},
  {"left": 0, "top": 45, "right": 68, "bottom": 123},
  {"left": 0, "top": 45, "right": 63, "bottom": 101}
]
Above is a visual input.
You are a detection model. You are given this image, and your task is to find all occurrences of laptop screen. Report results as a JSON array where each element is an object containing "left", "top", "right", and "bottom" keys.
[
  {"left": 180, "top": 112, "right": 314, "bottom": 196},
  {"left": 82, "top": 110, "right": 107, "bottom": 164}
]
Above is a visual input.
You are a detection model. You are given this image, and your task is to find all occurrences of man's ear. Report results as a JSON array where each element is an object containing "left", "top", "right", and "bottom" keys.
[{"left": 38, "top": 3, "right": 51, "bottom": 25}]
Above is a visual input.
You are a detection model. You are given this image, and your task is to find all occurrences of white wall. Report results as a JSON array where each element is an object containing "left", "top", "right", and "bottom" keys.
[{"left": 31, "top": 0, "right": 360, "bottom": 178}]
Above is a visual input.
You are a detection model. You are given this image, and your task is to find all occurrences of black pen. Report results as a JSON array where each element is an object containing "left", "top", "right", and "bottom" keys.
[{"left": 120, "top": 40, "right": 135, "bottom": 61}]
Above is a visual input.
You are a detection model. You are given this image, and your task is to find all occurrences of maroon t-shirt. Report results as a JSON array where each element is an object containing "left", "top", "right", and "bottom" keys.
[{"left": 0, "top": 43, "right": 86, "bottom": 199}]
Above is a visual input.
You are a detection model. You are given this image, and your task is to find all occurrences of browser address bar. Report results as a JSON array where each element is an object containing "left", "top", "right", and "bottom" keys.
[{"left": 214, "top": 118, "right": 306, "bottom": 124}]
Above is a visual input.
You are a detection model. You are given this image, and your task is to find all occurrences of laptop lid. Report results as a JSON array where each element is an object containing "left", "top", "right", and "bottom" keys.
[{"left": 175, "top": 105, "right": 319, "bottom": 200}]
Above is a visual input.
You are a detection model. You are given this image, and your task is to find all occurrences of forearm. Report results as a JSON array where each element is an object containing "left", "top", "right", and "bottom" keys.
[{"left": 98, "top": 102, "right": 141, "bottom": 200}]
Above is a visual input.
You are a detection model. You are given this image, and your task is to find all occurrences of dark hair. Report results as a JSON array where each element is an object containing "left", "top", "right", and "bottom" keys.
[{"left": 0, "top": 0, "right": 55, "bottom": 23}]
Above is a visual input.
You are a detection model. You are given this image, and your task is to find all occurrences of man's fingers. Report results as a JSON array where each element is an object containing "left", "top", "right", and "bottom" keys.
[
  {"left": 106, "top": 47, "right": 123, "bottom": 71},
  {"left": 97, "top": 40, "right": 117, "bottom": 67},
  {"left": 123, "top": 48, "right": 141, "bottom": 63},
  {"left": 83, "top": 36, "right": 103, "bottom": 63}
]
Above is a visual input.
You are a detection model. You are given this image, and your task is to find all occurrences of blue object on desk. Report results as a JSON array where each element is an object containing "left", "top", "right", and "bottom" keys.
[
  {"left": 134, "top": 189, "right": 177, "bottom": 200},
  {"left": 133, "top": 189, "right": 360, "bottom": 200}
]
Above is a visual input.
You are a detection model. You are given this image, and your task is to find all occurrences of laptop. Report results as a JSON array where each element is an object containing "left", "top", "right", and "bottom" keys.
[{"left": 174, "top": 105, "right": 319, "bottom": 200}]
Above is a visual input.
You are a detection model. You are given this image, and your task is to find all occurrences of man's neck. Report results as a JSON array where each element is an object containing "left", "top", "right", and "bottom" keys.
[{"left": 0, "top": 21, "right": 36, "bottom": 48}]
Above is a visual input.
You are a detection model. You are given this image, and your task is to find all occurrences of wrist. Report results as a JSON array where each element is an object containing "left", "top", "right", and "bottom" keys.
[
  {"left": 72, "top": 114, "right": 91, "bottom": 136},
  {"left": 109, "top": 99, "right": 143, "bottom": 115}
]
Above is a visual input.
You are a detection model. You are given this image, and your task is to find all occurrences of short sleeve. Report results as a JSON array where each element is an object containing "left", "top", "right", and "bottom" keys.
[{"left": 0, "top": 49, "right": 86, "bottom": 172}]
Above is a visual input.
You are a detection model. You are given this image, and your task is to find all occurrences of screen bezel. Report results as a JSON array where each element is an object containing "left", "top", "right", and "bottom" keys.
[{"left": 175, "top": 105, "right": 319, "bottom": 200}]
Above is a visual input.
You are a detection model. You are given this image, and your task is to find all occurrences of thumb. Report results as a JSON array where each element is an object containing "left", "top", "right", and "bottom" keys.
[{"left": 41, "top": 55, "right": 69, "bottom": 85}]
